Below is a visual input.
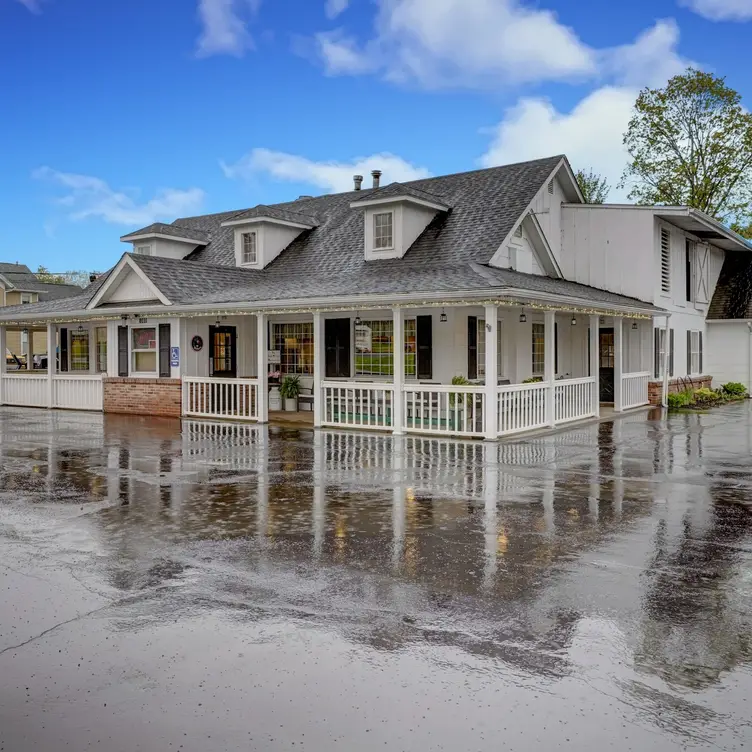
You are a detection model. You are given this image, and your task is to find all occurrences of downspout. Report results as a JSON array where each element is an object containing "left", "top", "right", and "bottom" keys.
[{"left": 662, "top": 313, "right": 671, "bottom": 408}]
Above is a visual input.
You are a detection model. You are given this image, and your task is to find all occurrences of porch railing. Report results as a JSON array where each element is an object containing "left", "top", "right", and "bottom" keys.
[
  {"left": 554, "top": 377, "right": 596, "bottom": 424},
  {"left": 184, "top": 376, "right": 258, "bottom": 421},
  {"left": 322, "top": 381, "right": 393, "bottom": 429},
  {"left": 53, "top": 375, "right": 103, "bottom": 411},
  {"left": 497, "top": 382, "right": 548, "bottom": 436},
  {"left": 1, "top": 373, "right": 47, "bottom": 408},
  {"left": 621, "top": 371, "right": 651, "bottom": 410},
  {"left": 402, "top": 384, "right": 485, "bottom": 437}
]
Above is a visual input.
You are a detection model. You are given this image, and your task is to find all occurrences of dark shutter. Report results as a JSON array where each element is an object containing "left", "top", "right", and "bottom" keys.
[
  {"left": 325, "top": 318, "right": 350, "bottom": 378},
  {"left": 687, "top": 330, "right": 692, "bottom": 375},
  {"left": 117, "top": 326, "right": 128, "bottom": 377},
  {"left": 467, "top": 316, "right": 478, "bottom": 380},
  {"left": 159, "top": 324, "right": 171, "bottom": 378},
  {"left": 699, "top": 331, "right": 703, "bottom": 374},
  {"left": 59, "top": 327, "right": 68, "bottom": 372},
  {"left": 669, "top": 328, "right": 675, "bottom": 377},
  {"left": 587, "top": 327, "right": 591, "bottom": 377},
  {"left": 554, "top": 322, "right": 559, "bottom": 375},
  {"left": 654, "top": 328, "right": 660, "bottom": 379},
  {"left": 416, "top": 315, "right": 433, "bottom": 380}
]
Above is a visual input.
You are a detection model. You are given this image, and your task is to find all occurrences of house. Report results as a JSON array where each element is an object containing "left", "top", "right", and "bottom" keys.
[
  {"left": 0, "top": 154, "right": 747, "bottom": 439},
  {"left": 0, "top": 263, "right": 81, "bottom": 364}
]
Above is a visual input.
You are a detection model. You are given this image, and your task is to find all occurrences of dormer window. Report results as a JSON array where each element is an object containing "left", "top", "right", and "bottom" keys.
[
  {"left": 135, "top": 245, "right": 152, "bottom": 256},
  {"left": 373, "top": 212, "right": 394, "bottom": 250},
  {"left": 242, "top": 232, "right": 257, "bottom": 264}
]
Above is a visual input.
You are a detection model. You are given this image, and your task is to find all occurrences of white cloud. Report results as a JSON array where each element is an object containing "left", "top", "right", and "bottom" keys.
[
  {"left": 16, "top": 0, "right": 41, "bottom": 13},
  {"left": 33, "top": 167, "right": 205, "bottom": 226},
  {"left": 325, "top": 0, "right": 350, "bottom": 19},
  {"left": 196, "top": 0, "right": 260, "bottom": 58},
  {"left": 679, "top": 0, "right": 752, "bottom": 20},
  {"left": 221, "top": 148, "right": 431, "bottom": 193}
]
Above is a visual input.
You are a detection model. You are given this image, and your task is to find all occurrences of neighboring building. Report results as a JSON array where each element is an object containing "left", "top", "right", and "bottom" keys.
[
  {"left": 0, "top": 263, "right": 81, "bottom": 362},
  {"left": 0, "top": 155, "right": 747, "bottom": 438}
]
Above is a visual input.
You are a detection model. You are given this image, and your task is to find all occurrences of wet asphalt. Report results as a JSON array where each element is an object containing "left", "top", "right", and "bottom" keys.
[{"left": 0, "top": 405, "right": 751, "bottom": 751}]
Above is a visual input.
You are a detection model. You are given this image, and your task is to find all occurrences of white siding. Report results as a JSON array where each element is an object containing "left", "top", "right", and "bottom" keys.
[
  {"left": 233, "top": 223, "right": 304, "bottom": 269},
  {"left": 529, "top": 174, "right": 564, "bottom": 265},
  {"left": 706, "top": 322, "right": 751, "bottom": 388},
  {"left": 363, "top": 203, "right": 438, "bottom": 261},
  {"left": 182, "top": 315, "right": 257, "bottom": 379},
  {"left": 107, "top": 268, "right": 159, "bottom": 303}
]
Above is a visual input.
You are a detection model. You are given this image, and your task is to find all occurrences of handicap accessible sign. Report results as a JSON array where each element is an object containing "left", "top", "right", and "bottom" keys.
[{"left": 170, "top": 346, "right": 180, "bottom": 368}]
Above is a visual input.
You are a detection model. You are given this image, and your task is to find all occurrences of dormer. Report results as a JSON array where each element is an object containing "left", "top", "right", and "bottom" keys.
[
  {"left": 350, "top": 182, "right": 450, "bottom": 261},
  {"left": 120, "top": 223, "right": 208, "bottom": 260},
  {"left": 220, "top": 205, "right": 318, "bottom": 269}
]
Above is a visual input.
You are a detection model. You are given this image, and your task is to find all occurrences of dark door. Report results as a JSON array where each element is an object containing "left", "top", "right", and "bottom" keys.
[
  {"left": 416, "top": 315, "right": 433, "bottom": 380},
  {"left": 209, "top": 325, "right": 237, "bottom": 378},
  {"left": 325, "top": 318, "right": 351, "bottom": 378},
  {"left": 599, "top": 328, "right": 615, "bottom": 402}
]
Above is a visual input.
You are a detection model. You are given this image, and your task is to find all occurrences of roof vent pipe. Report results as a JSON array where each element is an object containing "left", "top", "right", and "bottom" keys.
[
  {"left": 353, "top": 175, "right": 363, "bottom": 191},
  {"left": 371, "top": 170, "right": 382, "bottom": 189}
]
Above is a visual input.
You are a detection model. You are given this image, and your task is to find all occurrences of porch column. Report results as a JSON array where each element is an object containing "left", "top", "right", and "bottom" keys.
[
  {"left": 313, "top": 311, "right": 324, "bottom": 428},
  {"left": 589, "top": 315, "right": 600, "bottom": 418},
  {"left": 484, "top": 304, "right": 498, "bottom": 440},
  {"left": 256, "top": 313, "right": 268, "bottom": 423},
  {"left": 0, "top": 325, "right": 6, "bottom": 406},
  {"left": 544, "top": 310, "right": 556, "bottom": 427},
  {"left": 46, "top": 323, "right": 55, "bottom": 409},
  {"left": 661, "top": 314, "right": 671, "bottom": 408},
  {"left": 613, "top": 316, "right": 623, "bottom": 412},
  {"left": 392, "top": 307, "right": 404, "bottom": 435}
]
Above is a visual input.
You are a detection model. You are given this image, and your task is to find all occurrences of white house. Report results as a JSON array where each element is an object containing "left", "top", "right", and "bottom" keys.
[{"left": 0, "top": 154, "right": 748, "bottom": 440}]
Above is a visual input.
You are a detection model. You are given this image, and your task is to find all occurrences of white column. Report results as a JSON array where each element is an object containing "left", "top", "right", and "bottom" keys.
[
  {"left": 484, "top": 304, "right": 498, "bottom": 440},
  {"left": 614, "top": 316, "right": 623, "bottom": 412},
  {"left": 0, "top": 325, "right": 6, "bottom": 406},
  {"left": 661, "top": 314, "right": 671, "bottom": 408},
  {"left": 392, "top": 307, "right": 404, "bottom": 435},
  {"left": 590, "top": 315, "right": 600, "bottom": 418},
  {"left": 256, "top": 313, "right": 268, "bottom": 423},
  {"left": 46, "top": 323, "right": 55, "bottom": 408},
  {"left": 170, "top": 318, "right": 182, "bottom": 379},
  {"left": 544, "top": 310, "right": 556, "bottom": 427},
  {"left": 313, "top": 311, "right": 324, "bottom": 428}
]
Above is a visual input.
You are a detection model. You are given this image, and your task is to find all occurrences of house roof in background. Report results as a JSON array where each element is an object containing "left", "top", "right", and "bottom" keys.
[
  {"left": 0, "top": 262, "right": 33, "bottom": 275},
  {"left": 0, "top": 261, "right": 82, "bottom": 300},
  {"left": 708, "top": 252, "right": 752, "bottom": 319},
  {"left": 120, "top": 222, "right": 209, "bottom": 244}
]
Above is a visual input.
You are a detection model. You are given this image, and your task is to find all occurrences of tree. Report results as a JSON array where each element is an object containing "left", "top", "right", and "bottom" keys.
[
  {"left": 36, "top": 265, "right": 67, "bottom": 284},
  {"left": 621, "top": 68, "right": 752, "bottom": 227},
  {"left": 575, "top": 168, "right": 610, "bottom": 204},
  {"left": 36, "top": 266, "right": 97, "bottom": 287}
]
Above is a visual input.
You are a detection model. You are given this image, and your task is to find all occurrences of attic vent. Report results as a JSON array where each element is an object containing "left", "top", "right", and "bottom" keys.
[
  {"left": 547, "top": 179, "right": 554, "bottom": 194},
  {"left": 660, "top": 227, "right": 671, "bottom": 293},
  {"left": 513, "top": 225, "right": 523, "bottom": 238}
]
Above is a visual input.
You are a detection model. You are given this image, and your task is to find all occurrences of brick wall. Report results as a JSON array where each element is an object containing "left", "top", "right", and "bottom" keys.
[
  {"left": 103, "top": 377, "right": 182, "bottom": 418},
  {"left": 648, "top": 375, "right": 712, "bottom": 405}
]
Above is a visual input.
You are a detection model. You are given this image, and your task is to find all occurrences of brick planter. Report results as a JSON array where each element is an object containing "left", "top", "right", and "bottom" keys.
[
  {"left": 104, "top": 377, "right": 182, "bottom": 418},
  {"left": 648, "top": 375, "right": 712, "bottom": 405}
]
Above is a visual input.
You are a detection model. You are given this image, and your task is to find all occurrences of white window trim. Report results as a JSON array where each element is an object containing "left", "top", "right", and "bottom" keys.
[
  {"left": 353, "top": 316, "right": 417, "bottom": 380},
  {"left": 657, "top": 328, "right": 667, "bottom": 379},
  {"left": 130, "top": 325, "right": 158, "bottom": 375},
  {"left": 689, "top": 330, "right": 701, "bottom": 375},
  {"left": 241, "top": 231, "right": 257, "bottom": 265},
  {"left": 372, "top": 211, "right": 394, "bottom": 251},
  {"left": 476, "top": 318, "right": 504, "bottom": 380},
  {"left": 134, "top": 244, "right": 153, "bottom": 256},
  {"left": 20, "top": 293, "right": 32, "bottom": 304}
]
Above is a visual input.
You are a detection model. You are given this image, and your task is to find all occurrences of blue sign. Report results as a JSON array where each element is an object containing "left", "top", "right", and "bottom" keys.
[{"left": 170, "top": 346, "right": 180, "bottom": 368}]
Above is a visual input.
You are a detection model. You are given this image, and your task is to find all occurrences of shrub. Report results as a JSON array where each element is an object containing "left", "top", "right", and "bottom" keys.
[
  {"left": 522, "top": 376, "right": 543, "bottom": 383},
  {"left": 667, "top": 390, "right": 693, "bottom": 409},
  {"left": 279, "top": 374, "right": 302, "bottom": 399},
  {"left": 450, "top": 375, "right": 470, "bottom": 406},
  {"left": 693, "top": 387, "right": 719, "bottom": 405},
  {"left": 721, "top": 382, "right": 748, "bottom": 397}
]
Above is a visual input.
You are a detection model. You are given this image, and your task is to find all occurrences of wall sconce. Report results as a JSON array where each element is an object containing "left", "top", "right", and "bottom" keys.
[
  {"left": 632, "top": 321, "right": 639, "bottom": 330},
  {"left": 215, "top": 319, "right": 221, "bottom": 327},
  {"left": 599, "top": 316, "right": 605, "bottom": 325},
  {"left": 440, "top": 308, "right": 447, "bottom": 323},
  {"left": 571, "top": 315, "right": 577, "bottom": 326},
  {"left": 77, "top": 324, "right": 84, "bottom": 333},
  {"left": 120, "top": 314, "right": 129, "bottom": 321},
  {"left": 519, "top": 309, "right": 527, "bottom": 323},
  {"left": 354, "top": 312, "right": 362, "bottom": 326}
]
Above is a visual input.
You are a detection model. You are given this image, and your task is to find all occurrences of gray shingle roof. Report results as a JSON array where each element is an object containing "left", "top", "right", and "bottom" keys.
[
  {"left": 120, "top": 222, "right": 209, "bottom": 243},
  {"left": 0, "top": 271, "right": 112, "bottom": 317},
  {"left": 708, "top": 252, "right": 752, "bottom": 319},
  {"left": 0, "top": 262, "right": 32, "bottom": 275},
  {"left": 221, "top": 204, "right": 320, "bottom": 227},
  {"left": 350, "top": 181, "right": 450, "bottom": 208}
]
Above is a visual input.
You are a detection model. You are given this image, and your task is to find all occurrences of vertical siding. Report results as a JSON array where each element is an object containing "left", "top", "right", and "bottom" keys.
[{"left": 706, "top": 323, "right": 751, "bottom": 387}]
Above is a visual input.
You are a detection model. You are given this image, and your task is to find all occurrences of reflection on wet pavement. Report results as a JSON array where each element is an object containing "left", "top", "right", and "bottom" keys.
[{"left": 1, "top": 406, "right": 752, "bottom": 751}]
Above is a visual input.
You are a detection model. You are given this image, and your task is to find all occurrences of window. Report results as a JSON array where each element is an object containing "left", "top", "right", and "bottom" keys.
[
  {"left": 135, "top": 245, "right": 152, "bottom": 256},
  {"left": 689, "top": 330, "right": 702, "bottom": 375},
  {"left": 476, "top": 319, "right": 504, "bottom": 379},
  {"left": 373, "top": 212, "right": 393, "bottom": 250},
  {"left": 131, "top": 327, "right": 157, "bottom": 372},
  {"left": 20, "top": 293, "right": 32, "bottom": 304},
  {"left": 95, "top": 327, "right": 107, "bottom": 373},
  {"left": 354, "top": 319, "right": 417, "bottom": 377},
  {"left": 272, "top": 322, "right": 314, "bottom": 375},
  {"left": 70, "top": 329, "right": 90, "bottom": 371},
  {"left": 686, "top": 239, "right": 695, "bottom": 302},
  {"left": 532, "top": 323, "right": 545, "bottom": 375},
  {"left": 654, "top": 328, "right": 674, "bottom": 378},
  {"left": 660, "top": 227, "right": 671, "bottom": 293},
  {"left": 241, "top": 232, "right": 257, "bottom": 264}
]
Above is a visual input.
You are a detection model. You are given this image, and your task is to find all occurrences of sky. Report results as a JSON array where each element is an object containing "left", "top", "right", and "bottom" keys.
[{"left": 2, "top": 0, "right": 752, "bottom": 273}]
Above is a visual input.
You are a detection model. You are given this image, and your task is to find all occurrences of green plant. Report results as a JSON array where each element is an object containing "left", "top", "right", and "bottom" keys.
[
  {"left": 693, "top": 387, "right": 718, "bottom": 404},
  {"left": 522, "top": 376, "right": 543, "bottom": 383},
  {"left": 450, "top": 375, "right": 470, "bottom": 406},
  {"left": 667, "top": 390, "right": 694, "bottom": 409},
  {"left": 721, "top": 381, "right": 748, "bottom": 397},
  {"left": 279, "top": 374, "right": 302, "bottom": 400}
]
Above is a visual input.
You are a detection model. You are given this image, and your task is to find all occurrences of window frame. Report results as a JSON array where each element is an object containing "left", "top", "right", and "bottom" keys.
[
  {"left": 20, "top": 293, "right": 32, "bottom": 304},
  {"left": 241, "top": 231, "right": 257, "bottom": 265},
  {"left": 372, "top": 211, "right": 394, "bottom": 251},
  {"left": 476, "top": 318, "right": 504, "bottom": 380},
  {"left": 135, "top": 244, "right": 153, "bottom": 256},
  {"left": 130, "top": 326, "right": 158, "bottom": 374},
  {"left": 531, "top": 322, "right": 545, "bottom": 376},
  {"left": 689, "top": 330, "right": 701, "bottom": 375},
  {"left": 686, "top": 239, "right": 695, "bottom": 303},
  {"left": 69, "top": 329, "right": 91, "bottom": 372},
  {"left": 354, "top": 317, "right": 417, "bottom": 379},
  {"left": 272, "top": 321, "right": 314, "bottom": 376},
  {"left": 95, "top": 326, "right": 108, "bottom": 374}
]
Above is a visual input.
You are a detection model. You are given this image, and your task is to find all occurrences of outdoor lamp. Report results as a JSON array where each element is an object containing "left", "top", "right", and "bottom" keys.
[
  {"left": 571, "top": 315, "right": 577, "bottom": 326},
  {"left": 632, "top": 321, "right": 639, "bottom": 330},
  {"left": 354, "top": 313, "right": 362, "bottom": 326},
  {"left": 440, "top": 308, "right": 447, "bottom": 323},
  {"left": 519, "top": 309, "right": 527, "bottom": 323},
  {"left": 77, "top": 325, "right": 84, "bottom": 333}
]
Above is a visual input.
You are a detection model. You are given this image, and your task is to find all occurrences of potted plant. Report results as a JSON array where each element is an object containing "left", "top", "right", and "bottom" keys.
[{"left": 279, "top": 374, "right": 302, "bottom": 412}]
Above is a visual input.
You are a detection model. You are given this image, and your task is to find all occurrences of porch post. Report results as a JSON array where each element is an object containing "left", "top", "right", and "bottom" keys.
[
  {"left": 256, "top": 313, "right": 268, "bottom": 423},
  {"left": 661, "top": 314, "right": 671, "bottom": 408},
  {"left": 313, "top": 311, "right": 324, "bottom": 428},
  {"left": 0, "top": 324, "right": 6, "bottom": 406},
  {"left": 613, "top": 316, "right": 623, "bottom": 412},
  {"left": 392, "top": 307, "right": 404, "bottom": 435},
  {"left": 589, "top": 315, "right": 600, "bottom": 418},
  {"left": 544, "top": 310, "right": 556, "bottom": 427},
  {"left": 484, "top": 304, "right": 498, "bottom": 440},
  {"left": 46, "top": 323, "right": 55, "bottom": 409}
]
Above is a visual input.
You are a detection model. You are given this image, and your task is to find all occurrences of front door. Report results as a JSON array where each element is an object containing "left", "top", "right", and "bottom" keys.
[
  {"left": 209, "top": 325, "right": 237, "bottom": 378},
  {"left": 325, "top": 318, "right": 351, "bottom": 378},
  {"left": 599, "top": 328, "right": 615, "bottom": 402}
]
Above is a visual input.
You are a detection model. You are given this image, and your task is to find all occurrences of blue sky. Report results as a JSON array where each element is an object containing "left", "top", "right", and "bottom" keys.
[{"left": 2, "top": 0, "right": 752, "bottom": 273}]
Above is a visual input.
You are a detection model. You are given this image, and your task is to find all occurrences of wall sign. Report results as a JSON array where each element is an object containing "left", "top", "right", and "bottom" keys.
[
  {"left": 170, "top": 346, "right": 180, "bottom": 368},
  {"left": 191, "top": 335, "right": 203, "bottom": 352},
  {"left": 267, "top": 349, "right": 281, "bottom": 364}
]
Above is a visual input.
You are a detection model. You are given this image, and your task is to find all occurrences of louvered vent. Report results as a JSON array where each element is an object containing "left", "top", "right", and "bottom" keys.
[
  {"left": 547, "top": 179, "right": 554, "bottom": 194},
  {"left": 660, "top": 227, "right": 671, "bottom": 293}
]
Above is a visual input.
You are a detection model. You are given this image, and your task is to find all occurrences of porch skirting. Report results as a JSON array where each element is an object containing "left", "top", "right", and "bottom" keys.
[
  {"left": 104, "top": 377, "right": 182, "bottom": 418},
  {"left": 647, "top": 375, "right": 712, "bottom": 405}
]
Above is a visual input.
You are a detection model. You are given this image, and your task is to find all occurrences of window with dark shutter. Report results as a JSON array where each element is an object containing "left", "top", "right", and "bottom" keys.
[
  {"left": 554, "top": 323, "right": 558, "bottom": 375},
  {"left": 654, "top": 328, "right": 660, "bottom": 379},
  {"left": 669, "top": 328, "right": 675, "bottom": 377},
  {"left": 117, "top": 326, "right": 128, "bottom": 377},
  {"left": 416, "top": 315, "right": 432, "bottom": 380},
  {"left": 159, "top": 324, "right": 171, "bottom": 378},
  {"left": 59, "top": 327, "right": 68, "bottom": 372},
  {"left": 699, "top": 332, "right": 703, "bottom": 374},
  {"left": 467, "top": 316, "right": 478, "bottom": 380},
  {"left": 687, "top": 330, "right": 692, "bottom": 375}
]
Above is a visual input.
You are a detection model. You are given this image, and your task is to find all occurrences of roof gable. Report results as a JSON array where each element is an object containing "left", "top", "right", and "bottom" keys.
[{"left": 87, "top": 255, "right": 171, "bottom": 309}]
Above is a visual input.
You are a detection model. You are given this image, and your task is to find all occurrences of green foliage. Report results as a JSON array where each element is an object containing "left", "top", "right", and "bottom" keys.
[
  {"left": 692, "top": 387, "right": 718, "bottom": 404},
  {"left": 279, "top": 374, "right": 302, "bottom": 399},
  {"left": 450, "top": 375, "right": 470, "bottom": 406},
  {"left": 575, "top": 168, "right": 610, "bottom": 204},
  {"left": 621, "top": 68, "right": 752, "bottom": 227},
  {"left": 721, "top": 381, "right": 748, "bottom": 396},
  {"left": 667, "top": 390, "right": 694, "bottom": 409},
  {"left": 666, "top": 383, "right": 747, "bottom": 410},
  {"left": 36, "top": 266, "right": 96, "bottom": 288},
  {"left": 522, "top": 376, "right": 543, "bottom": 383}
]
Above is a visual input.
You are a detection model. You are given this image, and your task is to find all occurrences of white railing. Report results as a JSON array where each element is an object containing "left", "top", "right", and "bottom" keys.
[
  {"left": 322, "top": 381, "right": 394, "bottom": 429},
  {"left": 53, "top": 375, "right": 103, "bottom": 411},
  {"left": 554, "top": 377, "right": 596, "bottom": 424},
  {"left": 497, "top": 381, "right": 548, "bottom": 436},
  {"left": 1, "top": 373, "right": 47, "bottom": 407},
  {"left": 621, "top": 371, "right": 650, "bottom": 410},
  {"left": 184, "top": 376, "right": 259, "bottom": 421},
  {"left": 402, "top": 385, "right": 485, "bottom": 437}
]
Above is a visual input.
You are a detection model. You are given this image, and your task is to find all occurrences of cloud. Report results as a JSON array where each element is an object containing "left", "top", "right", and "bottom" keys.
[
  {"left": 15, "top": 0, "right": 41, "bottom": 12},
  {"left": 679, "top": 0, "right": 752, "bottom": 20},
  {"left": 325, "top": 0, "right": 350, "bottom": 19},
  {"left": 221, "top": 148, "right": 431, "bottom": 193},
  {"left": 33, "top": 167, "right": 205, "bottom": 226},
  {"left": 196, "top": 0, "right": 260, "bottom": 58}
]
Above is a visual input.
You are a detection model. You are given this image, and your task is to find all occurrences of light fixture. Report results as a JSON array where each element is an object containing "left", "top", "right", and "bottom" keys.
[
  {"left": 519, "top": 309, "right": 527, "bottom": 323},
  {"left": 354, "top": 312, "right": 362, "bottom": 326},
  {"left": 440, "top": 308, "right": 447, "bottom": 323},
  {"left": 599, "top": 316, "right": 605, "bottom": 325},
  {"left": 632, "top": 321, "right": 638, "bottom": 330},
  {"left": 77, "top": 325, "right": 84, "bottom": 333},
  {"left": 120, "top": 314, "right": 129, "bottom": 321},
  {"left": 215, "top": 319, "right": 221, "bottom": 327},
  {"left": 571, "top": 315, "right": 577, "bottom": 326}
]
